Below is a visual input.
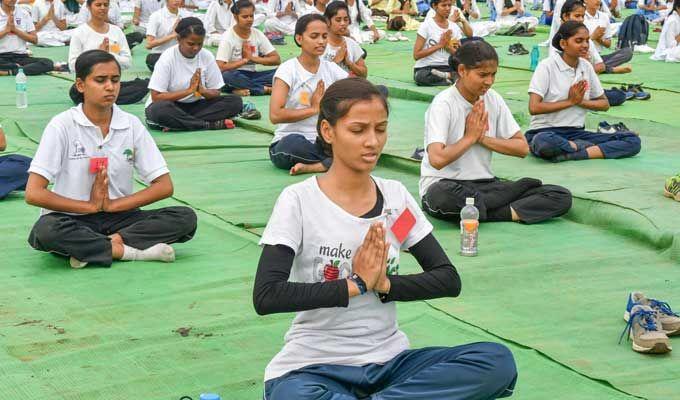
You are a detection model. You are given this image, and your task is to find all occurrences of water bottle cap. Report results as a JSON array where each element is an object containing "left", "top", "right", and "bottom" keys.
[
  {"left": 465, "top": 197, "right": 475, "bottom": 205},
  {"left": 18, "top": 68, "right": 24, "bottom": 72},
  {"left": 199, "top": 394, "right": 221, "bottom": 400}
]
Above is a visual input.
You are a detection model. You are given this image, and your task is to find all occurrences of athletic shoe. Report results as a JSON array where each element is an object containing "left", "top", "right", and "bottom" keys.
[
  {"left": 665, "top": 174, "right": 680, "bottom": 202},
  {"left": 271, "top": 37, "right": 286, "bottom": 45},
  {"left": 431, "top": 69, "right": 450, "bottom": 80},
  {"left": 386, "top": 34, "right": 399, "bottom": 42},
  {"left": 397, "top": 32, "right": 410, "bottom": 41},
  {"left": 411, "top": 147, "right": 424, "bottom": 160},
  {"left": 515, "top": 43, "right": 529, "bottom": 55},
  {"left": 634, "top": 44, "right": 655, "bottom": 53},
  {"left": 627, "top": 84, "right": 651, "bottom": 100},
  {"left": 617, "top": 86, "right": 636, "bottom": 101},
  {"left": 625, "top": 292, "right": 680, "bottom": 336},
  {"left": 619, "top": 304, "right": 672, "bottom": 354},
  {"left": 597, "top": 121, "right": 617, "bottom": 134},
  {"left": 612, "top": 122, "right": 635, "bottom": 134},
  {"left": 508, "top": 43, "right": 528, "bottom": 55},
  {"left": 240, "top": 101, "right": 261, "bottom": 120}
]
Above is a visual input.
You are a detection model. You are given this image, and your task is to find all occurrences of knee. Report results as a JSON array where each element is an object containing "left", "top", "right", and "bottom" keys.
[
  {"left": 545, "top": 185, "right": 573, "bottom": 213},
  {"left": 166, "top": 206, "right": 198, "bottom": 236},
  {"left": 529, "top": 132, "right": 560, "bottom": 158},
  {"left": 29, "top": 214, "right": 67, "bottom": 247},
  {"left": 147, "top": 101, "right": 174, "bottom": 117},
  {"left": 472, "top": 342, "right": 518, "bottom": 386},
  {"left": 623, "top": 134, "right": 642, "bottom": 156},
  {"left": 268, "top": 376, "right": 325, "bottom": 400}
]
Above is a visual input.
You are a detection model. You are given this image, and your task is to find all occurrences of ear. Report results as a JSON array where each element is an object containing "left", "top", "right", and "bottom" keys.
[
  {"left": 319, "top": 119, "right": 334, "bottom": 146},
  {"left": 559, "top": 37, "right": 567, "bottom": 51},
  {"left": 457, "top": 63, "right": 465, "bottom": 78},
  {"left": 75, "top": 77, "right": 86, "bottom": 96}
]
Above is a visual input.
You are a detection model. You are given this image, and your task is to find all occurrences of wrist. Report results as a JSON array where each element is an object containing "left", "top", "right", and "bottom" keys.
[
  {"left": 376, "top": 276, "right": 391, "bottom": 294},
  {"left": 348, "top": 273, "right": 368, "bottom": 295}
]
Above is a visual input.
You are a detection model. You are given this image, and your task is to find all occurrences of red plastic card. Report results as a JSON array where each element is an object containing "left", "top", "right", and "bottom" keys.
[
  {"left": 391, "top": 208, "right": 416, "bottom": 243},
  {"left": 89, "top": 157, "right": 108, "bottom": 174}
]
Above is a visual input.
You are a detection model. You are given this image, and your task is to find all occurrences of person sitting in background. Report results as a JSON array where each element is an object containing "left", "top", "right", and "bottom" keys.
[
  {"left": 216, "top": 0, "right": 280, "bottom": 96},
  {"left": 32, "top": 0, "right": 73, "bottom": 47},
  {"left": 0, "top": 124, "right": 32, "bottom": 200},
  {"left": 583, "top": 0, "right": 631, "bottom": 72},
  {"left": 145, "top": 17, "right": 244, "bottom": 131},
  {"left": 337, "top": 0, "right": 385, "bottom": 43},
  {"left": 25, "top": 50, "right": 197, "bottom": 269},
  {"left": 145, "top": 0, "right": 191, "bottom": 70},
  {"left": 323, "top": 1, "right": 367, "bottom": 77},
  {"left": 637, "top": 0, "right": 666, "bottom": 21},
  {"left": 263, "top": 0, "right": 300, "bottom": 39},
  {"left": 131, "top": 0, "right": 163, "bottom": 36},
  {"left": 204, "top": 0, "right": 235, "bottom": 46},
  {"left": 386, "top": 0, "right": 420, "bottom": 31},
  {"left": 651, "top": 0, "right": 680, "bottom": 62},
  {"left": 495, "top": 0, "right": 539, "bottom": 30},
  {"left": 0, "top": 0, "right": 55, "bottom": 76}
]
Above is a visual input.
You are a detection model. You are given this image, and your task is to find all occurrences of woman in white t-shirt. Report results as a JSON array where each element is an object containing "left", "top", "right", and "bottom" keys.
[
  {"left": 263, "top": 0, "right": 300, "bottom": 37},
  {"left": 68, "top": 0, "right": 149, "bottom": 105},
  {"left": 581, "top": 0, "right": 632, "bottom": 73},
  {"left": 651, "top": 0, "right": 680, "bottom": 62},
  {"left": 269, "top": 14, "right": 348, "bottom": 175},
  {"left": 495, "top": 0, "right": 539, "bottom": 29},
  {"left": 204, "top": 0, "right": 235, "bottom": 46},
  {"left": 323, "top": 1, "right": 367, "bottom": 77},
  {"left": 413, "top": 0, "right": 462, "bottom": 86},
  {"left": 0, "top": 0, "right": 55, "bottom": 76},
  {"left": 216, "top": 0, "right": 281, "bottom": 95},
  {"left": 257, "top": 77, "right": 517, "bottom": 399},
  {"left": 145, "top": 0, "right": 191, "bottom": 70},
  {"left": 527, "top": 21, "right": 641, "bottom": 162},
  {"left": 425, "top": 0, "right": 492, "bottom": 36},
  {"left": 146, "top": 17, "right": 244, "bottom": 130},
  {"left": 420, "top": 41, "right": 571, "bottom": 224},
  {"left": 337, "top": 0, "right": 385, "bottom": 43},
  {"left": 26, "top": 49, "right": 197, "bottom": 269},
  {"left": 32, "top": 0, "right": 73, "bottom": 46},
  {"left": 304, "top": 0, "right": 328, "bottom": 14}
]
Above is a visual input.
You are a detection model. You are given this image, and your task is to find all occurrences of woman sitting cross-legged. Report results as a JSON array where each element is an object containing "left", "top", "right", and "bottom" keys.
[
  {"left": 25, "top": 50, "right": 197, "bottom": 269},
  {"left": 145, "top": 17, "right": 244, "bottom": 131},
  {"left": 256, "top": 77, "right": 518, "bottom": 400}
]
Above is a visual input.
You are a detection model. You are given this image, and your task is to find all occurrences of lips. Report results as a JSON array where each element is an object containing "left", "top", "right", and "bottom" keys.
[{"left": 361, "top": 153, "right": 378, "bottom": 163}]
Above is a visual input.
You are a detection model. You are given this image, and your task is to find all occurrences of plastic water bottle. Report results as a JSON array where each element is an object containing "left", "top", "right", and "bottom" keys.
[
  {"left": 199, "top": 394, "right": 221, "bottom": 400},
  {"left": 460, "top": 197, "right": 479, "bottom": 257},
  {"left": 530, "top": 45, "right": 539, "bottom": 71},
  {"left": 16, "top": 68, "right": 27, "bottom": 109}
]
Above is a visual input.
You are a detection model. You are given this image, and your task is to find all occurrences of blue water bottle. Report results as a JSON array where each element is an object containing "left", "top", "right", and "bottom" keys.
[
  {"left": 530, "top": 45, "right": 539, "bottom": 71},
  {"left": 199, "top": 394, "right": 221, "bottom": 400}
]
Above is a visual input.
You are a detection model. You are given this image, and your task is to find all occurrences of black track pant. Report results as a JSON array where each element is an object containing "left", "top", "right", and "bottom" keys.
[
  {"left": 422, "top": 177, "right": 572, "bottom": 224},
  {"left": 0, "top": 52, "right": 54, "bottom": 75},
  {"left": 28, "top": 206, "right": 197, "bottom": 267},
  {"left": 69, "top": 78, "right": 149, "bottom": 105},
  {"left": 146, "top": 53, "right": 161, "bottom": 71},
  {"left": 125, "top": 31, "right": 145, "bottom": 49},
  {"left": 145, "top": 96, "right": 243, "bottom": 131}
]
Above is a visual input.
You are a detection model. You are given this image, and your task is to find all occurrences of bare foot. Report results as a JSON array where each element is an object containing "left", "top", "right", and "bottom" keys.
[
  {"left": 0, "top": 70, "right": 10, "bottom": 76},
  {"left": 263, "top": 86, "right": 272, "bottom": 95},
  {"left": 233, "top": 88, "right": 251, "bottom": 96},
  {"left": 612, "top": 65, "right": 632, "bottom": 74},
  {"left": 290, "top": 162, "right": 327, "bottom": 176}
]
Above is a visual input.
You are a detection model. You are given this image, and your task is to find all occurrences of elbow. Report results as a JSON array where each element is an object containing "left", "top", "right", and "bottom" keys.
[
  {"left": 518, "top": 143, "right": 530, "bottom": 158},
  {"left": 429, "top": 155, "right": 446, "bottom": 170},
  {"left": 273, "top": 55, "right": 282, "bottom": 65},
  {"left": 449, "top": 269, "right": 462, "bottom": 297},
  {"left": 528, "top": 104, "right": 538, "bottom": 115},
  {"left": 144, "top": 42, "right": 154, "bottom": 50},
  {"left": 253, "top": 289, "right": 274, "bottom": 316},
  {"left": 269, "top": 111, "right": 282, "bottom": 125},
  {"left": 24, "top": 188, "right": 39, "bottom": 207}
]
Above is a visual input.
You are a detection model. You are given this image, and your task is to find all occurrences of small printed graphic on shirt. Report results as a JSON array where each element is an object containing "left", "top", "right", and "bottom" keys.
[
  {"left": 123, "top": 148, "right": 134, "bottom": 163},
  {"left": 70, "top": 140, "right": 87, "bottom": 160},
  {"left": 386, "top": 256, "right": 399, "bottom": 276},
  {"left": 314, "top": 257, "right": 352, "bottom": 281}
]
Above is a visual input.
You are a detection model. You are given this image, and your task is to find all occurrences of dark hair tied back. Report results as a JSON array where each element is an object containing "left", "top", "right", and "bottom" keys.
[
  {"left": 552, "top": 20, "right": 587, "bottom": 52},
  {"left": 231, "top": 0, "right": 255, "bottom": 15},
  {"left": 316, "top": 78, "right": 389, "bottom": 157},
  {"left": 175, "top": 17, "right": 206, "bottom": 38},
  {"left": 559, "top": 0, "right": 585, "bottom": 20},
  {"left": 448, "top": 39, "right": 498, "bottom": 71},
  {"left": 73, "top": 50, "right": 121, "bottom": 104},
  {"left": 294, "top": 14, "right": 328, "bottom": 47},
  {"left": 324, "top": 1, "right": 350, "bottom": 22}
]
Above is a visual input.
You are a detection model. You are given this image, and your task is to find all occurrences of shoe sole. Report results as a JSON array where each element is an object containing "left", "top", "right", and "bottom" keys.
[
  {"left": 625, "top": 310, "right": 680, "bottom": 335},
  {"left": 663, "top": 189, "right": 680, "bottom": 202},
  {"left": 632, "top": 341, "right": 672, "bottom": 354}
]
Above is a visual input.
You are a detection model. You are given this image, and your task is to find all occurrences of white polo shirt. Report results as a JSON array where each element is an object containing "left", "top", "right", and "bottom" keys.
[
  {"left": 584, "top": 9, "right": 610, "bottom": 52},
  {"left": 322, "top": 36, "right": 364, "bottom": 73},
  {"left": 146, "top": 6, "right": 191, "bottom": 53},
  {"left": 0, "top": 7, "right": 35, "bottom": 54},
  {"left": 215, "top": 26, "right": 276, "bottom": 72},
  {"left": 528, "top": 53, "right": 604, "bottom": 131},
  {"left": 272, "top": 58, "right": 348, "bottom": 143},
  {"left": 134, "top": 0, "right": 165, "bottom": 27},
  {"left": 419, "top": 86, "right": 520, "bottom": 198},
  {"left": 147, "top": 45, "right": 225, "bottom": 107},
  {"left": 32, "top": 0, "right": 67, "bottom": 33},
  {"left": 414, "top": 17, "right": 463, "bottom": 69},
  {"left": 28, "top": 104, "right": 169, "bottom": 215}
]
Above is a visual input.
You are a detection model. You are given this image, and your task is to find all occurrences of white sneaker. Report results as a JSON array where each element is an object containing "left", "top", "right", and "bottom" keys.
[
  {"left": 397, "top": 32, "right": 410, "bottom": 41},
  {"left": 634, "top": 44, "right": 655, "bottom": 53},
  {"left": 69, "top": 257, "right": 88, "bottom": 269},
  {"left": 386, "top": 34, "right": 399, "bottom": 42}
]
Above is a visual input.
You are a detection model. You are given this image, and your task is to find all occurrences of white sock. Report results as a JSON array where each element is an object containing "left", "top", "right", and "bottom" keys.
[
  {"left": 69, "top": 257, "right": 88, "bottom": 269},
  {"left": 121, "top": 244, "right": 175, "bottom": 263}
]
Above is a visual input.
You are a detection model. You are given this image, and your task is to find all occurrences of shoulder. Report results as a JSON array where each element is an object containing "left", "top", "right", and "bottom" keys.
[
  {"left": 277, "top": 178, "right": 316, "bottom": 205},
  {"left": 322, "top": 59, "right": 348, "bottom": 77},
  {"left": 373, "top": 177, "right": 411, "bottom": 203},
  {"left": 200, "top": 48, "right": 217, "bottom": 62},
  {"left": 344, "top": 36, "right": 362, "bottom": 50},
  {"left": 484, "top": 88, "right": 506, "bottom": 106},
  {"left": 578, "top": 57, "right": 596, "bottom": 73},
  {"left": 109, "top": 24, "right": 126, "bottom": 35},
  {"left": 277, "top": 58, "right": 297, "bottom": 74},
  {"left": 432, "top": 86, "right": 455, "bottom": 105}
]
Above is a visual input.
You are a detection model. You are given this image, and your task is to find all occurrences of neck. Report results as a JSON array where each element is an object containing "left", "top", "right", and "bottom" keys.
[
  {"left": 82, "top": 102, "right": 113, "bottom": 136},
  {"left": 89, "top": 17, "right": 108, "bottom": 28},
  {"left": 316, "top": 3, "right": 324, "bottom": 11},
  {"left": 562, "top": 52, "right": 579, "bottom": 68},
  {"left": 586, "top": 6, "right": 597, "bottom": 14},
  {"left": 455, "top": 80, "right": 480, "bottom": 103},
  {"left": 234, "top": 24, "right": 250, "bottom": 35},
  {"left": 168, "top": 5, "right": 178, "bottom": 13},
  {"left": 298, "top": 52, "right": 320, "bottom": 69},
  {"left": 321, "top": 163, "right": 373, "bottom": 201},
  {"left": 328, "top": 31, "right": 342, "bottom": 43},
  {"left": 2, "top": 4, "right": 14, "bottom": 13},
  {"left": 434, "top": 13, "right": 447, "bottom": 23}
]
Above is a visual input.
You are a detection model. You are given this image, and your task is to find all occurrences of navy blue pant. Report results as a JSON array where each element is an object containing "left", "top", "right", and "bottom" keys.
[
  {"left": 604, "top": 88, "right": 626, "bottom": 106},
  {"left": 0, "top": 154, "right": 31, "bottom": 199},
  {"left": 222, "top": 69, "right": 276, "bottom": 96},
  {"left": 525, "top": 127, "right": 641, "bottom": 160},
  {"left": 269, "top": 134, "right": 332, "bottom": 170},
  {"left": 264, "top": 342, "right": 517, "bottom": 400}
]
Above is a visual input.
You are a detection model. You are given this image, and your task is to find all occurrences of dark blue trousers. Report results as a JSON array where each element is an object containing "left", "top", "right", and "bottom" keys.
[
  {"left": 269, "top": 134, "right": 332, "bottom": 170},
  {"left": 264, "top": 342, "right": 517, "bottom": 400},
  {"left": 0, "top": 154, "right": 31, "bottom": 199},
  {"left": 525, "top": 127, "right": 641, "bottom": 160},
  {"left": 222, "top": 69, "right": 276, "bottom": 96}
]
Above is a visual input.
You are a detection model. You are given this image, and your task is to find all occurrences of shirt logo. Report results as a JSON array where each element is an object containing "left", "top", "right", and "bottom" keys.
[
  {"left": 123, "top": 148, "right": 134, "bottom": 163},
  {"left": 71, "top": 140, "right": 87, "bottom": 159}
]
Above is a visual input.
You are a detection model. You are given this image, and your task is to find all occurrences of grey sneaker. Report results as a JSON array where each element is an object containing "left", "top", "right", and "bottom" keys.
[
  {"left": 619, "top": 305, "right": 671, "bottom": 354},
  {"left": 625, "top": 292, "right": 680, "bottom": 336}
]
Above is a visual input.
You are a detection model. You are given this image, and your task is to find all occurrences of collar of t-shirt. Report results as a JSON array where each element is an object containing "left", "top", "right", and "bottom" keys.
[
  {"left": 359, "top": 183, "right": 384, "bottom": 219},
  {"left": 551, "top": 52, "right": 585, "bottom": 74},
  {"left": 73, "top": 103, "right": 131, "bottom": 133}
]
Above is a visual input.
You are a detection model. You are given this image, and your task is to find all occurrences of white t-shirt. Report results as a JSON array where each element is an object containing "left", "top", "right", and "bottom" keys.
[
  {"left": 28, "top": 104, "right": 169, "bottom": 215},
  {"left": 272, "top": 58, "right": 348, "bottom": 143},
  {"left": 528, "top": 53, "right": 604, "bottom": 131},
  {"left": 260, "top": 176, "right": 433, "bottom": 382},
  {"left": 322, "top": 36, "right": 364, "bottom": 73},
  {"left": 78, "top": 1, "right": 123, "bottom": 28},
  {"left": 68, "top": 23, "right": 132, "bottom": 71},
  {"left": 147, "top": 45, "right": 225, "bottom": 107},
  {"left": 146, "top": 6, "right": 191, "bottom": 53},
  {"left": 419, "top": 86, "right": 520, "bottom": 198},
  {"left": 134, "top": 0, "right": 165, "bottom": 27},
  {"left": 652, "top": 12, "right": 680, "bottom": 60},
  {"left": 32, "top": 0, "right": 67, "bottom": 33},
  {"left": 0, "top": 6, "right": 35, "bottom": 54},
  {"left": 583, "top": 9, "right": 610, "bottom": 52},
  {"left": 414, "top": 17, "right": 463, "bottom": 69},
  {"left": 205, "top": 0, "right": 234, "bottom": 33},
  {"left": 215, "top": 27, "right": 275, "bottom": 71}
]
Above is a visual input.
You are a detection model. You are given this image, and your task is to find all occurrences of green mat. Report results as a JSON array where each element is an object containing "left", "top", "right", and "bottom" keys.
[{"left": 1, "top": 10, "right": 680, "bottom": 399}]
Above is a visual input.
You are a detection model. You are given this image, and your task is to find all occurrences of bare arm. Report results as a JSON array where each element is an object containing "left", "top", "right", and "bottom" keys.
[
  {"left": 426, "top": 138, "right": 476, "bottom": 170},
  {"left": 345, "top": 57, "right": 367, "bottom": 78},
  {"left": 528, "top": 92, "right": 576, "bottom": 115},
  {"left": 269, "top": 78, "right": 320, "bottom": 124},
  {"left": 479, "top": 131, "right": 529, "bottom": 158},
  {"left": 593, "top": 61, "right": 605, "bottom": 74},
  {"left": 0, "top": 129, "right": 6, "bottom": 151},
  {"left": 151, "top": 88, "right": 195, "bottom": 102},
  {"left": 105, "top": 173, "right": 174, "bottom": 212},
  {"left": 413, "top": 35, "right": 444, "bottom": 60},
  {"left": 578, "top": 93, "right": 609, "bottom": 111},
  {"left": 457, "top": 19, "right": 473, "bottom": 37},
  {"left": 145, "top": 33, "right": 176, "bottom": 49},
  {"left": 217, "top": 58, "right": 249, "bottom": 71},
  {"left": 250, "top": 50, "right": 281, "bottom": 66},
  {"left": 25, "top": 173, "right": 100, "bottom": 214},
  {"left": 14, "top": 28, "right": 38, "bottom": 44},
  {"left": 133, "top": 6, "right": 141, "bottom": 25}
]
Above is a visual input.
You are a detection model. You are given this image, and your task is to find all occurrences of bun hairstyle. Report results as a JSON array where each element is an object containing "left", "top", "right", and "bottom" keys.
[
  {"left": 294, "top": 14, "right": 328, "bottom": 47},
  {"left": 316, "top": 77, "right": 389, "bottom": 157},
  {"left": 559, "top": 0, "right": 585, "bottom": 20},
  {"left": 74, "top": 49, "right": 121, "bottom": 104},
  {"left": 231, "top": 0, "right": 255, "bottom": 15},
  {"left": 175, "top": 16, "right": 206, "bottom": 38},
  {"left": 448, "top": 39, "right": 498, "bottom": 71},
  {"left": 552, "top": 20, "right": 588, "bottom": 52},
  {"left": 324, "top": 1, "right": 350, "bottom": 23}
]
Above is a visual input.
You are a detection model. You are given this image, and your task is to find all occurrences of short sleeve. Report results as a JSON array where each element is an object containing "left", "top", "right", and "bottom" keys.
[
  {"left": 528, "top": 61, "right": 549, "bottom": 97},
  {"left": 28, "top": 118, "right": 66, "bottom": 183},
  {"left": 259, "top": 188, "right": 303, "bottom": 254},
  {"left": 32, "top": 4, "right": 41, "bottom": 23},
  {"left": 204, "top": 53, "right": 225, "bottom": 90},
  {"left": 55, "top": 1, "right": 66, "bottom": 20},
  {"left": 132, "top": 117, "right": 170, "bottom": 183},
  {"left": 257, "top": 30, "right": 276, "bottom": 56},
  {"left": 450, "top": 22, "right": 463, "bottom": 39},
  {"left": 23, "top": 12, "right": 36, "bottom": 32},
  {"left": 273, "top": 60, "right": 295, "bottom": 87},
  {"left": 587, "top": 62, "right": 604, "bottom": 98},
  {"left": 215, "top": 34, "right": 233, "bottom": 61},
  {"left": 346, "top": 38, "right": 363, "bottom": 63},
  {"left": 329, "top": 61, "right": 349, "bottom": 81},
  {"left": 399, "top": 184, "right": 433, "bottom": 250},
  {"left": 590, "top": 45, "right": 603, "bottom": 65},
  {"left": 146, "top": 13, "right": 159, "bottom": 37},
  {"left": 424, "top": 97, "right": 452, "bottom": 146},
  {"left": 147, "top": 54, "right": 170, "bottom": 93},
  {"left": 494, "top": 93, "right": 521, "bottom": 140},
  {"left": 416, "top": 19, "right": 429, "bottom": 38}
]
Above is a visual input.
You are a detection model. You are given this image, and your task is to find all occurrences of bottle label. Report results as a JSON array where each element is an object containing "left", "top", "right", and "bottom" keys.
[
  {"left": 16, "top": 83, "right": 27, "bottom": 92},
  {"left": 461, "top": 219, "right": 479, "bottom": 233}
]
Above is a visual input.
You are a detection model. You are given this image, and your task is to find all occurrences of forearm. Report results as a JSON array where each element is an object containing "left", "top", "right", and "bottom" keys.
[
  {"left": 414, "top": 44, "right": 444, "bottom": 60},
  {"left": 346, "top": 60, "right": 367, "bottom": 77},
  {"left": 26, "top": 187, "right": 97, "bottom": 214},
  {"left": 14, "top": 29, "right": 38, "bottom": 44},
  {"left": 427, "top": 136, "right": 476, "bottom": 169},
  {"left": 35, "top": 18, "right": 48, "bottom": 31},
  {"left": 593, "top": 61, "right": 605, "bottom": 74},
  {"left": 55, "top": 19, "right": 67, "bottom": 30},
  {"left": 529, "top": 99, "right": 575, "bottom": 115},
  {"left": 145, "top": 34, "right": 175, "bottom": 49},
  {"left": 251, "top": 54, "right": 280, "bottom": 66},
  {"left": 270, "top": 106, "right": 318, "bottom": 124},
  {"left": 200, "top": 88, "right": 222, "bottom": 100},
  {"left": 152, "top": 88, "right": 195, "bottom": 102},
  {"left": 480, "top": 136, "right": 528, "bottom": 158},
  {"left": 458, "top": 20, "right": 473, "bottom": 37},
  {"left": 218, "top": 59, "right": 249, "bottom": 71},
  {"left": 106, "top": 180, "right": 172, "bottom": 212},
  {"left": 579, "top": 97, "right": 609, "bottom": 111}
]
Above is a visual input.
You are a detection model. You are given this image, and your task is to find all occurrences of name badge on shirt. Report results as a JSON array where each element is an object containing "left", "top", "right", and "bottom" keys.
[
  {"left": 299, "top": 91, "right": 311, "bottom": 106},
  {"left": 89, "top": 157, "right": 108, "bottom": 174},
  {"left": 110, "top": 41, "right": 121, "bottom": 54},
  {"left": 390, "top": 208, "right": 416, "bottom": 243}
]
